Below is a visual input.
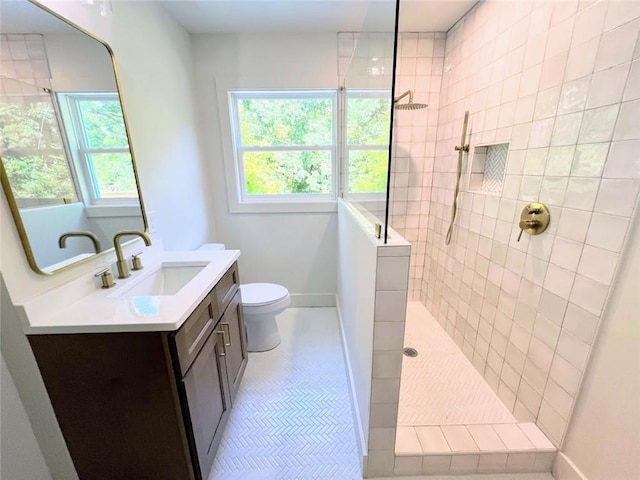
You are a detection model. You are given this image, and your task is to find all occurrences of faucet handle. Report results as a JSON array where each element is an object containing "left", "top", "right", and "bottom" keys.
[
  {"left": 131, "top": 251, "right": 144, "bottom": 271},
  {"left": 95, "top": 268, "right": 116, "bottom": 289}
]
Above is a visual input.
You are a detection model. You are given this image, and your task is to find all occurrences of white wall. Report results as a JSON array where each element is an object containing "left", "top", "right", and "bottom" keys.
[
  {"left": 20, "top": 203, "right": 90, "bottom": 266},
  {"left": 337, "top": 200, "right": 378, "bottom": 454},
  {"left": 38, "top": 0, "right": 213, "bottom": 253},
  {"left": 1, "top": 3, "right": 210, "bottom": 478},
  {"left": 556, "top": 204, "right": 640, "bottom": 479},
  {"left": 192, "top": 33, "right": 338, "bottom": 297},
  {"left": 0, "top": 354, "right": 53, "bottom": 480}
]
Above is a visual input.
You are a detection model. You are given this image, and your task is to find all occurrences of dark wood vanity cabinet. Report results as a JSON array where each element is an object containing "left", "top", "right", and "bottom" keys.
[{"left": 28, "top": 262, "right": 247, "bottom": 480}]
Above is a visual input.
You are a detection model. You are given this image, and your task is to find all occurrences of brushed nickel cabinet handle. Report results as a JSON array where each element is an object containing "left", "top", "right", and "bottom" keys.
[
  {"left": 216, "top": 331, "right": 227, "bottom": 356},
  {"left": 221, "top": 322, "right": 232, "bottom": 346}
]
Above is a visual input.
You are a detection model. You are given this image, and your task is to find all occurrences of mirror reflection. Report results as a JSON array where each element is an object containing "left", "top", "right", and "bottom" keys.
[{"left": 0, "top": 0, "right": 145, "bottom": 274}]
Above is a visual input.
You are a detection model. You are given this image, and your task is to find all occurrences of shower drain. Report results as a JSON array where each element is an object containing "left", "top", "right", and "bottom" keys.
[{"left": 403, "top": 347, "right": 418, "bottom": 357}]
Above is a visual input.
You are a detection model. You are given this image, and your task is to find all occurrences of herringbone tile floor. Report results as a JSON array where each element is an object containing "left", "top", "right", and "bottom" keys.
[
  {"left": 210, "top": 307, "right": 362, "bottom": 480},
  {"left": 398, "top": 302, "right": 516, "bottom": 426}
]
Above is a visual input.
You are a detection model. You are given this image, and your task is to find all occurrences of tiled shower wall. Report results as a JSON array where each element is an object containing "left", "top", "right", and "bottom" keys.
[
  {"left": 0, "top": 34, "right": 51, "bottom": 88},
  {"left": 419, "top": 0, "right": 640, "bottom": 447},
  {"left": 390, "top": 33, "right": 445, "bottom": 300}
]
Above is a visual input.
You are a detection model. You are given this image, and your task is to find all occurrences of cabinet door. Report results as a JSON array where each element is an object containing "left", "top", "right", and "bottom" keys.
[
  {"left": 182, "top": 328, "right": 230, "bottom": 480},
  {"left": 220, "top": 289, "right": 248, "bottom": 401}
]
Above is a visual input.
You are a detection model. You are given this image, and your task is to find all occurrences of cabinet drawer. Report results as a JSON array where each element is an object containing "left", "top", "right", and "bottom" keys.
[
  {"left": 213, "top": 262, "right": 239, "bottom": 316},
  {"left": 174, "top": 298, "right": 217, "bottom": 376}
]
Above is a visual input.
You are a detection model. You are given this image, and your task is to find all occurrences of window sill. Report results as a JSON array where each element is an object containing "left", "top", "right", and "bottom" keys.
[
  {"left": 229, "top": 200, "right": 337, "bottom": 214},
  {"left": 84, "top": 205, "right": 142, "bottom": 217}
]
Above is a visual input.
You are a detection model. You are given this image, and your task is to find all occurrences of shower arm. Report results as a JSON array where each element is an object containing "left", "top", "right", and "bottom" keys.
[
  {"left": 394, "top": 90, "right": 413, "bottom": 104},
  {"left": 445, "top": 111, "right": 470, "bottom": 246}
]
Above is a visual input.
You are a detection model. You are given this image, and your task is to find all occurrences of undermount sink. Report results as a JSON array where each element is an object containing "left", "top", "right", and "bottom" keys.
[{"left": 110, "top": 262, "right": 208, "bottom": 297}]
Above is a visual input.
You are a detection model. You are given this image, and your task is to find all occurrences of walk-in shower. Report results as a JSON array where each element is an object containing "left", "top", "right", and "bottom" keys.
[
  {"left": 379, "top": 0, "right": 640, "bottom": 476},
  {"left": 339, "top": 0, "right": 639, "bottom": 477}
]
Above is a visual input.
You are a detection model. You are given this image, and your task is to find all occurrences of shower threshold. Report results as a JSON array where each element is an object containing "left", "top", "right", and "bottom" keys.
[{"left": 392, "top": 302, "right": 556, "bottom": 476}]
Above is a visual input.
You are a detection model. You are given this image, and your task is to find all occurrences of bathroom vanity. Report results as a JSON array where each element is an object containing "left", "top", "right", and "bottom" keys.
[{"left": 24, "top": 251, "right": 247, "bottom": 480}]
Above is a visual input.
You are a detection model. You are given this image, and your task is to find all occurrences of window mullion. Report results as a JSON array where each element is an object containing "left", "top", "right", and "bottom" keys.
[
  {"left": 345, "top": 145, "right": 388, "bottom": 151},
  {"left": 80, "top": 147, "right": 130, "bottom": 154},
  {"left": 338, "top": 87, "right": 346, "bottom": 199},
  {"left": 239, "top": 145, "right": 333, "bottom": 153}
]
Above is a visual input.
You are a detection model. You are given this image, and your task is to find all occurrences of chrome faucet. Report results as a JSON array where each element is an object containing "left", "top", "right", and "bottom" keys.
[
  {"left": 113, "top": 231, "right": 152, "bottom": 279},
  {"left": 59, "top": 231, "right": 102, "bottom": 253}
]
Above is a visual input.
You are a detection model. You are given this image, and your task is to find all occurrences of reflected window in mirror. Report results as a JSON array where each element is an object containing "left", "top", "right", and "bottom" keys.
[
  {"left": 0, "top": 77, "right": 80, "bottom": 208},
  {"left": 0, "top": 0, "right": 147, "bottom": 275},
  {"left": 58, "top": 92, "right": 138, "bottom": 205}
]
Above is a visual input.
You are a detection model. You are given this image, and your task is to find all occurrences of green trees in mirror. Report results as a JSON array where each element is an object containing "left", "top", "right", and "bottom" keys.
[{"left": 0, "top": 79, "right": 78, "bottom": 206}]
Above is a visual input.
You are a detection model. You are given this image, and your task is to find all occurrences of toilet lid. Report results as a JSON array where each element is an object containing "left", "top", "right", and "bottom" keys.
[{"left": 241, "top": 283, "right": 289, "bottom": 306}]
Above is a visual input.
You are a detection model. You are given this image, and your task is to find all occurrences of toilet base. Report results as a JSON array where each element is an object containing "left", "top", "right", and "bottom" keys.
[{"left": 244, "top": 312, "right": 281, "bottom": 352}]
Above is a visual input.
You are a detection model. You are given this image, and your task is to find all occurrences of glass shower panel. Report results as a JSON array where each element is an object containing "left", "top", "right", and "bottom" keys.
[{"left": 340, "top": 0, "right": 399, "bottom": 242}]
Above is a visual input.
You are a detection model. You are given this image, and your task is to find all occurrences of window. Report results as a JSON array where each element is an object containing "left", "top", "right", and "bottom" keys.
[
  {"left": 230, "top": 91, "right": 337, "bottom": 203},
  {"left": 344, "top": 91, "right": 391, "bottom": 197},
  {"left": 227, "top": 89, "right": 392, "bottom": 212},
  {"left": 58, "top": 92, "right": 137, "bottom": 205}
]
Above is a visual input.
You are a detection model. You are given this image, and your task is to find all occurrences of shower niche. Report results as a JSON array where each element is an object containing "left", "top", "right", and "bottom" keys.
[{"left": 468, "top": 142, "right": 509, "bottom": 194}]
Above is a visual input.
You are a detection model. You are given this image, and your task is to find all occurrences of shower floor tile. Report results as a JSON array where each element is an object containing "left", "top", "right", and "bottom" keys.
[
  {"left": 398, "top": 302, "right": 517, "bottom": 427},
  {"left": 209, "top": 307, "right": 362, "bottom": 480}
]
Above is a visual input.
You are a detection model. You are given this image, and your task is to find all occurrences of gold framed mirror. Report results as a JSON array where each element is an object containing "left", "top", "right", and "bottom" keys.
[{"left": 0, "top": 0, "right": 148, "bottom": 275}]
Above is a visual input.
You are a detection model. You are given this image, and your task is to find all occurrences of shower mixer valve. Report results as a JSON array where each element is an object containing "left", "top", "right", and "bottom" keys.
[{"left": 517, "top": 202, "right": 550, "bottom": 242}]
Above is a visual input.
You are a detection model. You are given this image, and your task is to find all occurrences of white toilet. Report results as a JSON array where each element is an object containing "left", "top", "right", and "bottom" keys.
[
  {"left": 197, "top": 244, "right": 290, "bottom": 352},
  {"left": 240, "top": 283, "right": 290, "bottom": 352}
]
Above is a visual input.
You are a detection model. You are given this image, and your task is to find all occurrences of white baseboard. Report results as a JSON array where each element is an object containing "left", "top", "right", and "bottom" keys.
[
  {"left": 289, "top": 293, "right": 336, "bottom": 307},
  {"left": 335, "top": 296, "right": 367, "bottom": 460},
  {"left": 553, "top": 453, "right": 589, "bottom": 480}
]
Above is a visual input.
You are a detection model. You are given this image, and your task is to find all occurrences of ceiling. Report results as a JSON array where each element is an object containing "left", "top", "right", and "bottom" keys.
[
  {"left": 0, "top": 0, "right": 478, "bottom": 35},
  {"left": 160, "top": 0, "right": 479, "bottom": 34}
]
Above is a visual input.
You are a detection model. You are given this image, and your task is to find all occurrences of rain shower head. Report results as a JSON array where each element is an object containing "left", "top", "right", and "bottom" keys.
[
  {"left": 395, "top": 101, "right": 428, "bottom": 110},
  {"left": 394, "top": 90, "right": 428, "bottom": 110}
]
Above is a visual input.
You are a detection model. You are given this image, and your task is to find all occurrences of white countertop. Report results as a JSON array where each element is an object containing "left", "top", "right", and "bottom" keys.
[{"left": 19, "top": 249, "right": 240, "bottom": 335}]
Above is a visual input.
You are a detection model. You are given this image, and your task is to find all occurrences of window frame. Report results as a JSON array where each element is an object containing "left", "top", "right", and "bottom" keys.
[
  {"left": 228, "top": 89, "right": 339, "bottom": 211},
  {"left": 57, "top": 91, "right": 137, "bottom": 207}
]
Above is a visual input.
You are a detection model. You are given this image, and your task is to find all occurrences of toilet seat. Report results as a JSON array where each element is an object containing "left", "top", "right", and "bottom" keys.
[{"left": 240, "top": 283, "right": 289, "bottom": 306}]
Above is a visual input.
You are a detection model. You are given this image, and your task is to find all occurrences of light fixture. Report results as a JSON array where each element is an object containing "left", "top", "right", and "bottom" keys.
[
  {"left": 99, "top": 0, "right": 112, "bottom": 17},
  {"left": 82, "top": 0, "right": 112, "bottom": 17},
  {"left": 367, "top": 57, "right": 385, "bottom": 77}
]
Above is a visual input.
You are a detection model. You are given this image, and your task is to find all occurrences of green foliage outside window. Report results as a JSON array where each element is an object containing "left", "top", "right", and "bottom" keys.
[
  {"left": 237, "top": 96, "right": 334, "bottom": 195},
  {"left": 77, "top": 99, "right": 129, "bottom": 149},
  {"left": 346, "top": 95, "right": 391, "bottom": 194},
  {"left": 238, "top": 97, "right": 333, "bottom": 147},
  {"left": 90, "top": 152, "right": 137, "bottom": 197},
  {"left": 74, "top": 97, "right": 137, "bottom": 199},
  {"left": 244, "top": 151, "right": 332, "bottom": 195},
  {"left": 232, "top": 90, "right": 392, "bottom": 199},
  {"left": 348, "top": 150, "right": 388, "bottom": 193},
  {"left": 346, "top": 96, "right": 391, "bottom": 145}
]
